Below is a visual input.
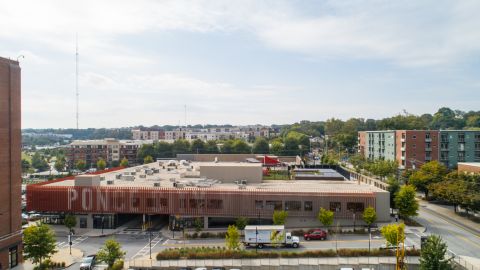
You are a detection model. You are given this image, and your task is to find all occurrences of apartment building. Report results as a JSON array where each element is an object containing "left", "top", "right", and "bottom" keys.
[
  {"left": 67, "top": 139, "right": 152, "bottom": 168},
  {"left": 132, "top": 129, "right": 164, "bottom": 140},
  {"left": 0, "top": 57, "right": 22, "bottom": 268},
  {"left": 359, "top": 130, "right": 480, "bottom": 169}
]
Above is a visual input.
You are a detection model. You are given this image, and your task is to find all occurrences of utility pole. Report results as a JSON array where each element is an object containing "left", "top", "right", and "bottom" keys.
[{"left": 75, "top": 33, "right": 79, "bottom": 130}]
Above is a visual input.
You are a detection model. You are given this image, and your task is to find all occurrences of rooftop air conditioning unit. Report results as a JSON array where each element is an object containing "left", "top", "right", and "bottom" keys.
[
  {"left": 175, "top": 182, "right": 185, "bottom": 188},
  {"left": 107, "top": 180, "right": 114, "bottom": 185},
  {"left": 100, "top": 176, "right": 105, "bottom": 180},
  {"left": 241, "top": 180, "right": 248, "bottom": 185},
  {"left": 115, "top": 174, "right": 122, "bottom": 179},
  {"left": 131, "top": 171, "right": 136, "bottom": 175},
  {"left": 153, "top": 182, "right": 161, "bottom": 187},
  {"left": 135, "top": 168, "right": 141, "bottom": 172},
  {"left": 152, "top": 169, "right": 160, "bottom": 173},
  {"left": 139, "top": 174, "right": 146, "bottom": 178}
]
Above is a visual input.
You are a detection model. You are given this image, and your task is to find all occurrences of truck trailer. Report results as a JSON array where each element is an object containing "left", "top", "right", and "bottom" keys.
[{"left": 243, "top": 225, "right": 300, "bottom": 248}]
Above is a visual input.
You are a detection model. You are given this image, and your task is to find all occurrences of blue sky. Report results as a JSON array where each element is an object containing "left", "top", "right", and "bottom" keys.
[{"left": 1, "top": 0, "right": 479, "bottom": 128}]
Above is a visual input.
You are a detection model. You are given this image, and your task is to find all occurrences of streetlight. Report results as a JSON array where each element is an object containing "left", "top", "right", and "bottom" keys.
[{"left": 148, "top": 214, "right": 152, "bottom": 259}]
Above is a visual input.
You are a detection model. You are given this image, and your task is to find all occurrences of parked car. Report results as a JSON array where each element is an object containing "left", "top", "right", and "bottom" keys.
[
  {"left": 79, "top": 255, "right": 96, "bottom": 270},
  {"left": 303, "top": 229, "right": 327, "bottom": 241}
]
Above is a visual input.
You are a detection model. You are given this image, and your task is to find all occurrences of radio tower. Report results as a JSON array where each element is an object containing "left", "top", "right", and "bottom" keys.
[{"left": 75, "top": 34, "right": 79, "bottom": 129}]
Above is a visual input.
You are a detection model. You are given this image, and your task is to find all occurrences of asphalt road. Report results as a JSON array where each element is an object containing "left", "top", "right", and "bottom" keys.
[
  {"left": 58, "top": 232, "right": 167, "bottom": 269},
  {"left": 411, "top": 204, "right": 480, "bottom": 258}
]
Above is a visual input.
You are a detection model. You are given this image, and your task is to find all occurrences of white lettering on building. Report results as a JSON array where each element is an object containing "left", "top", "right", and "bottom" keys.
[
  {"left": 68, "top": 189, "right": 78, "bottom": 210},
  {"left": 82, "top": 188, "right": 93, "bottom": 210}
]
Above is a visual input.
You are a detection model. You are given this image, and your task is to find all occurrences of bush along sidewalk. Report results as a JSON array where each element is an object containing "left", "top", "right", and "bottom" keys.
[{"left": 156, "top": 247, "right": 421, "bottom": 260}]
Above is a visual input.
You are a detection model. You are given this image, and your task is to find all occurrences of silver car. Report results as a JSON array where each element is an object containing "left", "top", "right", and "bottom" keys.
[{"left": 79, "top": 255, "right": 96, "bottom": 270}]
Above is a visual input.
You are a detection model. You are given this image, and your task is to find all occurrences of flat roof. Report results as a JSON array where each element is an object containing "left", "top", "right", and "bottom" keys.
[
  {"left": 458, "top": 162, "right": 480, "bottom": 167},
  {"left": 44, "top": 161, "right": 386, "bottom": 194}
]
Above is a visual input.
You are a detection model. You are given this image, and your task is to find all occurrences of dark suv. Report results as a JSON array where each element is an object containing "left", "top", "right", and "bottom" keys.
[{"left": 303, "top": 229, "right": 327, "bottom": 241}]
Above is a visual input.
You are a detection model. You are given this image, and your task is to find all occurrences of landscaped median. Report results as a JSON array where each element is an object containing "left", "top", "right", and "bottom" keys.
[{"left": 156, "top": 247, "right": 421, "bottom": 260}]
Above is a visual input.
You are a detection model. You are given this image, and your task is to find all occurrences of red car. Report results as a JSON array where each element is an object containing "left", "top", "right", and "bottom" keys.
[{"left": 304, "top": 229, "right": 328, "bottom": 241}]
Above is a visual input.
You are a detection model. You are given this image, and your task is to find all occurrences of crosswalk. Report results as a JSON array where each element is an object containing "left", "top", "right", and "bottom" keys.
[
  {"left": 57, "top": 235, "right": 89, "bottom": 249},
  {"left": 130, "top": 235, "right": 163, "bottom": 259}
]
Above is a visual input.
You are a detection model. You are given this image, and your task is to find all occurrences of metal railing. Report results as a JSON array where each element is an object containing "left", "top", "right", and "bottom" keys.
[{"left": 448, "top": 251, "right": 480, "bottom": 270}]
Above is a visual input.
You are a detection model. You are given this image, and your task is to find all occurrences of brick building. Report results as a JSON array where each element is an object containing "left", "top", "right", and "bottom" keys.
[
  {"left": 0, "top": 57, "right": 22, "bottom": 269},
  {"left": 66, "top": 139, "right": 152, "bottom": 169},
  {"left": 27, "top": 161, "right": 390, "bottom": 230},
  {"left": 358, "top": 130, "right": 480, "bottom": 169}
]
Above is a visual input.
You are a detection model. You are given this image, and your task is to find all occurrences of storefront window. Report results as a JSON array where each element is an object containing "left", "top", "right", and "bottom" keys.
[{"left": 9, "top": 246, "right": 18, "bottom": 268}]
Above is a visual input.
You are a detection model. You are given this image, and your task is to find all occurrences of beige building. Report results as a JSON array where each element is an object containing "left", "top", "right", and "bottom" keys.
[
  {"left": 199, "top": 162, "right": 263, "bottom": 183},
  {"left": 458, "top": 162, "right": 480, "bottom": 174}
]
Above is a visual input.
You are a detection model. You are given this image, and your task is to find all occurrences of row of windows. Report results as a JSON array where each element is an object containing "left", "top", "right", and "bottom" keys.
[{"left": 254, "top": 200, "right": 365, "bottom": 213}]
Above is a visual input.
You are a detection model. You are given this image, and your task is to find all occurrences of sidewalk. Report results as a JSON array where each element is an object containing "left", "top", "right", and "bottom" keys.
[
  {"left": 17, "top": 247, "right": 83, "bottom": 270},
  {"left": 419, "top": 200, "right": 480, "bottom": 235}
]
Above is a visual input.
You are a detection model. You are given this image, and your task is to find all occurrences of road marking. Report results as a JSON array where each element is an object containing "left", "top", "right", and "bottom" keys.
[
  {"left": 130, "top": 235, "right": 163, "bottom": 259},
  {"left": 57, "top": 235, "right": 88, "bottom": 249},
  {"left": 420, "top": 207, "right": 480, "bottom": 238}
]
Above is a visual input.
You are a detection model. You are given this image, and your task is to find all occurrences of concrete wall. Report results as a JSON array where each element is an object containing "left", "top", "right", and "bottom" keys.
[
  {"left": 178, "top": 154, "right": 298, "bottom": 164},
  {"left": 199, "top": 164, "right": 263, "bottom": 183}
]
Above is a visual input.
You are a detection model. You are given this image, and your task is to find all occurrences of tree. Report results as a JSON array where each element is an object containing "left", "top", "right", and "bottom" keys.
[
  {"left": 190, "top": 139, "right": 206, "bottom": 154},
  {"left": 395, "top": 185, "right": 419, "bottom": 219},
  {"left": 205, "top": 140, "right": 220, "bottom": 154},
  {"left": 362, "top": 207, "right": 377, "bottom": 231},
  {"left": 96, "top": 158, "right": 106, "bottom": 170},
  {"left": 31, "top": 152, "right": 49, "bottom": 171},
  {"left": 143, "top": 155, "right": 154, "bottom": 164},
  {"left": 155, "top": 141, "right": 174, "bottom": 158},
  {"left": 137, "top": 144, "right": 156, "bottom": 160},
  {"left": 380, "top": 223, "right": 405, "bottom": 247},
  {"left": 194, "top": 217, "right": 203, "bottom": 232},
  {"left": 283, "top": 137, "right": 299, "bottom": 156},
  {"left": 172, "top": 139, "right": 191, "bottom": 155},
  {"left": 252, "top": 137, "right": 269, "bottom": 154},
  {"left": 225, "top": 225, "right": 240, "bottom": 250},
  {"left": 75, "top": 160, "right": 86, "bottom": 171},
  {"left": 22, "top": 158, "right": 31, "bottom": 173},
  {"left": 420, "top": 235, "right": 453, "bottom": 270},
  {"left": 317, "top": 208, "right": 334, "bottom": 229},
  {"left": 119, "top": 157, "right": 129, "bottom": 167},
  {"left": 235, "top": 217, "right": 249, "bottom": 230},
  {"left": 221, "top": 140, "right": 234, "bottom": 154},
  {"left": 232, "top": 139, "right": 251, "bottom": 154},
  {"left": 270, "top": 140, "right": 284, "bottom": 156},
  {"left": 273, "top": 210, "right": 288, "bottom": 225},
  {"left": 409, "top": 161, "right": 447, "bottom": 199},
  {"left": 54, "top": 157, "right": 66, "bottom": 172},
  {"left": 64, "top": 214, "right": 77, "bottom": 233},
  {"left": 23, "top": 223, "right": 57, "bottom": 265},
  {"left": 96, "top": 238, "right": 126, "bottom": 268},
  {"left": 387, "top": 176, "right": 401, "bottom": 211}
]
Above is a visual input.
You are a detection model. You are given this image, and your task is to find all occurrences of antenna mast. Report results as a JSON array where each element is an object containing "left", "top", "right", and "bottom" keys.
[{"left": 75, "top": 34, "right": 79, "bottom": 129}]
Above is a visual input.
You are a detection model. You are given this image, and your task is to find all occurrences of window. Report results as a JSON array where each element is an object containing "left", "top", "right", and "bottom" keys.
[
  {"left": 132, "top": 197, "right": 140, "bottom": 208},
  {"left": 347, "top": 202, "right": 364, "bottom": 213},
  {"left": 160, "top": 198, "right": 168, "bottom": 207},
  {"left": 80, "top": 217, "right": 87, "bottom": 228},
  {"left": 330, "top": 202, "right": 341, "bottom": 212},
  {"left": 412, "top": 135, "right": 416, "bottom": 139},
  {"left": 255, "top": 200, "right": 263, "bottom": 210},
  {"left": 441, "top": 133, "right": 448, "bottom": 142},
  {"left": 266, "top": 200, "right": 282, "bottom": 210},
  {"left": 179, "top": 199, "right": 187, "bottom": 209},
  {"left": 146, "top": 198, "right": 155, "bottom": 208},
  {"left": 189, "top": 199, "right": 205, "bottom": 209},
  {"left": 458, "top": 133, "right": 465, "bottom": 142},
  {"left": 304, "top": 201, "right": 313, "bottom": 211},
  {"left": 285, "top": 201, "right": 301, "bottom": 211},
  {"left": 475, "top": 151, "right": 480, "bottom": 161},
  {"left": 207, "top": 199, "right": 223, "bottom": 209},
  {"left": 475, "top": 133, "right": 480, "bottom": 141},
  {"left": 458, "top": 152, "right": 465, "bottom": 162},
  {"left": 9, "top": 246, "right": 18, "bottom": 268},
  {"left": 425, "top": 133, "right": 431, "bottom": 139}
]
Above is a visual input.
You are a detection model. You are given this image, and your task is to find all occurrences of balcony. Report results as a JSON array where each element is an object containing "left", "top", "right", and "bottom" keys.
[
  {"left": 425, "top": 156, "right": 432, "bottom": 161},
  {"left": 401, "top": 156, "right": 405, "bottom": 160},
  {"left": 425, "top": 147, "right": 432, "bottom": 151},
  {"left": 401, "top": 147, "right": 405, "bottom": 151},
  {"left": 401, "top": 138, "right": 406, "bottom": 142},
  {"left": 425, "top": 138, "right": 432, "bottom": 142}
]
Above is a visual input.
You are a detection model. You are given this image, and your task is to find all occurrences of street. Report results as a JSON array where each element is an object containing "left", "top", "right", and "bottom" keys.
[{"left": 411, "top": 203, "right": 480, "bottom": 258}]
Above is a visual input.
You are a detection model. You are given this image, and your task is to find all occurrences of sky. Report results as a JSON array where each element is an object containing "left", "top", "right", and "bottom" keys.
[{"left": 1, "top": 0, "right": 479, "bottom": 128}]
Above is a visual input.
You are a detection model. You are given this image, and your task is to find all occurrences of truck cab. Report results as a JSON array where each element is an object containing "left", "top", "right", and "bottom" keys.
[{"left": 285, "top": 232, "right": 300, "bottom": 248}]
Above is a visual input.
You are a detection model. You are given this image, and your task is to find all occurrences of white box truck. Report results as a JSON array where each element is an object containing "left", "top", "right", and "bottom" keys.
[{"left": 243, "top": 225, "right": 300, "bottom": 248}]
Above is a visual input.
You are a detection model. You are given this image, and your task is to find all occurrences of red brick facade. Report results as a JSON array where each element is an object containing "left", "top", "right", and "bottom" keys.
[{"left": 0, "top": 57, "right": 23, "bottom": 268}]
